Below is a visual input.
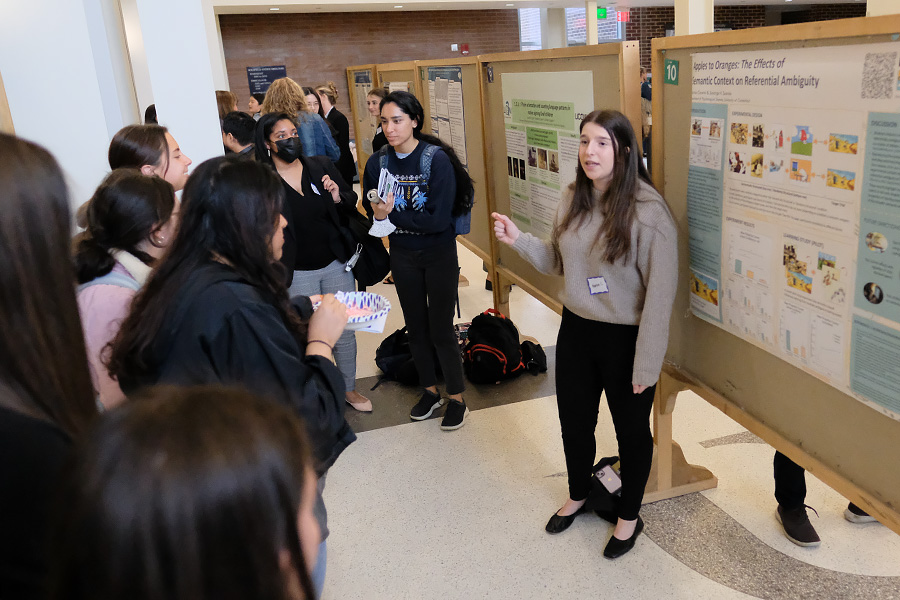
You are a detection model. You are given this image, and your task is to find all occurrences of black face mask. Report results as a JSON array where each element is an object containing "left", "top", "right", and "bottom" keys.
[{"left": 272, "top": 137, "right": 302, "bottom": 162}]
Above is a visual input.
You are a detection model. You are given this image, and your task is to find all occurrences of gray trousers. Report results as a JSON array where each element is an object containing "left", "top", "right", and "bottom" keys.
[{"left": 289, "top": 260, "right": 358, "bottom": 392}]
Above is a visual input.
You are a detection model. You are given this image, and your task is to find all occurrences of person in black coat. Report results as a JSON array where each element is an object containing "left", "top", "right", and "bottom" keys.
[
  {"left": 107, "top": 156, "right": 353, "bottom": 595},
  {"left": 255, "top": 111, "right": 373, "bottom": 414},
  {"left": 316, "top": 82, "right": 357, "bottom": 185},
  {"left": 0, "top": 133, "right": 98, "bottom": 599}
]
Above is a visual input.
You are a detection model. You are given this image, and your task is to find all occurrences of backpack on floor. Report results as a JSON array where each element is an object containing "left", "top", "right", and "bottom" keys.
[
  {"left": 463, "top": 309, "right": 526, "bottom": 384},
  {"left": 372, "top": 327, "right": 420, "bottom": 389}
]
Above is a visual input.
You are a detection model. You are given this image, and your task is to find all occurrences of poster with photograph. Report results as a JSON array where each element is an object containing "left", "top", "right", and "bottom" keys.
[
  {"left": 501, "top": 71, "right": 594, "bottom": 239},
  {"left": 687, "top": 42, "right": 900, "bottom": 417}
]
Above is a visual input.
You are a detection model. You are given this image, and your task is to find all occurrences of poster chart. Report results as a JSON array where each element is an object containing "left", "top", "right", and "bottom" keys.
[
  {"left": 427, "top": 66, "right": 467, "bottom": 168},
  {"left": 353, "top": 70, "right": 375, "bottom": 155},
  {"left": 501, "top": 72, "right": 594, "bottom": 239},
  {"left": 686, "top": 42, "right": 900, "bottom": 416}
]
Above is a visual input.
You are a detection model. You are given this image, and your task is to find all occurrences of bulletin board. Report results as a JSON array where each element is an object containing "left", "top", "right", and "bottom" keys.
[
  {"left": 0, "top": 70, "right": 13, "bottom": 134},
  {"left": 376, "top": 60, "right": 420, "bottom": 98},
  {"left": 478, "top": 43, "right": 641, "bottom": 312},
  {"left": 345, "top": 64, "right": 379, "bottom": 185},
  {"left": 416, "top": 58, "right": 492, "bottom": 265},
  {"left": 652, "top": 15, "right": 900, "bottom": 533}
]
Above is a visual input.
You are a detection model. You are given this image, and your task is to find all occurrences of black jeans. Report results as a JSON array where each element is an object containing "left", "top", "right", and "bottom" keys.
[
  {"left": 390, "top": 241, "right": 465, "bottom": 396},
  {"left": 556, "top": 309, "right": 655, "bottom": 521},
  {"left": 774, "top": 451, "right": 806, "bottom": 509}
]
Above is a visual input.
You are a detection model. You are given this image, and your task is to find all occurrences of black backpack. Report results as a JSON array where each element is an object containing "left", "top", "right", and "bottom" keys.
[
  {"left": 463, "top": 309, "right": 526, "bottom": 384},
  {"left": 372, "top": 327, "right": 421, "bottom": 389}
]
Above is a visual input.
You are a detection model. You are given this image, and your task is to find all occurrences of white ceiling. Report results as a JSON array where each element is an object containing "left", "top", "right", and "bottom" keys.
[{"left": 214, "top": 0, "right": 867, "bottom": 14}]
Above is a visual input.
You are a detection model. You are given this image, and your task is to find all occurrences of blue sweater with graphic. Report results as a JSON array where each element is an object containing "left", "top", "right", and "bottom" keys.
[{"left": 363, "top": 141, "right": 456, "bottom": 250}]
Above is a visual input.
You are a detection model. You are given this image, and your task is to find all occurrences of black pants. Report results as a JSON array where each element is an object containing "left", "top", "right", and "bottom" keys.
[
  {"left": 774, "top": 451, "right": 806, "bottom": 509},
  {"left": 390, "top": 241, "right": 465, "bottom": 395},
  {"left": 556, "top": 309, "right": 655, "bottom": 521}
]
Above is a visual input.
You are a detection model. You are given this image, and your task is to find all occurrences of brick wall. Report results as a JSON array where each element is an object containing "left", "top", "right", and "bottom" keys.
[
  {"left": 808, "top": 4, "right": 867, "bottom": 20},
  {"left": 219, "top": 10, "right": 520, "bottom": 141},
  {"left": 626, "top": 3, "right": 865, "bottom": 71}
]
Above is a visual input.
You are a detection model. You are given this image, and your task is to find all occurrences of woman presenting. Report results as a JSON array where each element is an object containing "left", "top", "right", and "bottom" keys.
[{"left": 493, "top": 110, "right": 677, "bottom": 559}]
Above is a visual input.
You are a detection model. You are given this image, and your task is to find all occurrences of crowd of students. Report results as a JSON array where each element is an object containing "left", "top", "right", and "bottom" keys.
[{"left": 14, "top": 68, "right": 864, "bottom": 599}]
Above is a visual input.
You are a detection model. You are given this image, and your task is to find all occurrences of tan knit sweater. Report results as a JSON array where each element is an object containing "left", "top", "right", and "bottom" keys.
[{"left": 512, "top": 181, "right": 678, "bottom": 386}]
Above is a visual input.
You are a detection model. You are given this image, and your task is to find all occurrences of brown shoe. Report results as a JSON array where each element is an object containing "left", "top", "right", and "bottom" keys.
[{"left": 345, "top": 390, "right": 373, "bottom": 412}]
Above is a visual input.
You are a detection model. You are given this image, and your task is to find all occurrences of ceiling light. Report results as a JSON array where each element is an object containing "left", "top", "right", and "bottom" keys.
[
  {"left": 270, "top": 6, "right": 279, "bottom": 10},
  {"left": 394, "top": 5, "right": 403, "bottom": 7},
  {"left": 506, "top": 3, "right": 515, "bottom": 5}
]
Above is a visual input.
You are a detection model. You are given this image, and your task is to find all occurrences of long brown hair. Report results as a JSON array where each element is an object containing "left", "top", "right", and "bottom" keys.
[
  {"left": 107, "top": 156, "right": 303, "bottom": 384},
  {"left": 0, "top": 133, "right": 96, "bottom": 436},
  {"left": 216, "top": 90, "right": 238, "bottom": 121},
  {"left": 554, "top": 110, "right": 654, "bottom": 265},
  {"left": 50, "top": 385, "right": 318, "bottom": 600}
]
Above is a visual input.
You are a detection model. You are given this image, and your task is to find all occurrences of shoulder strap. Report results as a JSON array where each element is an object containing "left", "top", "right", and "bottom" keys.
[
  {"left": 378, "top": 144, "right": 390, "bottom": 171},
  {"left": 419, "top": 144, "right": 438, "bottom": 181},
  {"left": 77, "top": 270, "right": 141, "bottom": 293}
]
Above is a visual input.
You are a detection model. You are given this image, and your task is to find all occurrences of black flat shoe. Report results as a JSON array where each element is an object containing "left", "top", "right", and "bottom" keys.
[
  {"left": 603, "top": 517, "right": 644, "bottom": 559},
  {"left": 545, "top": 504, "right": 586, "bottom": 534}
]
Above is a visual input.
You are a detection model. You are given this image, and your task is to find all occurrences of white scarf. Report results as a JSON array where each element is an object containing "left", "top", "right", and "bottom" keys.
[{"left": 111, "top": 250, "right": 152, "bottom": 286}]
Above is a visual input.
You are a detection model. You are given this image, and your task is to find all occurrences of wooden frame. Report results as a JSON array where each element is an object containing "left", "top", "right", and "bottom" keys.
[
  {"left": 0, "top": 70, "right": 13, "bottom": 134},
  {"left": 345, "top": 64, "right": 378, "bottom": 187},
  {"left": 651, "top": 15, "right": 900, "bottom": 534}
]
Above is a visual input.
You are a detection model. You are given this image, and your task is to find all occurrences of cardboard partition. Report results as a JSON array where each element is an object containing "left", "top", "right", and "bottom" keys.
[
  {"left": 345, "top": 64, "right": 378, "bottom": 186},
  {"left": 652, "top": 15, "right": 900, "bottom": 533},
  {"left": 477, "top": 43, "right": 641, "bottom": 314},
  {"left": 416, "top": 57, "right": 492, "bottom": 265},
  {"left": 377, "top": 60, "right": 420, "bottom": 99},
  {"left": 0, "top": 70, "right": 13, "bottom": 134}
]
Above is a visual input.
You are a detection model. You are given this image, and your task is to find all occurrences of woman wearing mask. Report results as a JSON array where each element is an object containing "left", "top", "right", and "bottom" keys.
[
  {"left": 255, "top": 112, "right": 372, "bottom": 414},
  {"left": 108, "top": 156, "right": 355, "bottom": 594},
  {"left": 51, "top": 386, "right": 321, "bottom": 600},
  {"left": 363, "top": 91, "right": 473, "bottom": 431},
  {"left": 492, "top": 110, "right": 677, "bottom": 559},
  {"left": 261, "top": 77, "right": 339, "bottom": 162},
  {"left": 0, "top": 133, "right": 98, "bottom": 599},
  {"left": 75, "top": 169, "right": 176, "bottom": 409},
  {"left": 315, "top": 81, "right": 357, "bottom": 187}
]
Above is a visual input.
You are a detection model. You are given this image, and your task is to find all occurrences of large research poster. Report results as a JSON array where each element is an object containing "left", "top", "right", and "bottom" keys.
[
  {"left": 427, "top": 66, "right": 468, "bottom": 168},
  {"left": 686, "top": 42, "right": 900, "bottom": 417},
  {"left": 501, "top": 72, "right": 594, "bottom": 239}
]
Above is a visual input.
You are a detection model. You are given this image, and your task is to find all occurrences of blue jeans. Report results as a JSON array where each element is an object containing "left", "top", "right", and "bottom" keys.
[{"left": 311, "top": 538, "right": 327, "bottom": 598}]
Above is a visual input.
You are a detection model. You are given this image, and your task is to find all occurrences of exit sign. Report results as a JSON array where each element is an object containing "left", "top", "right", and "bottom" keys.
[
  {"left": 597, "top": 7, "right": 607, "bottom": 18},
  {"left": 617, "top": 10, "right": 630, "bottom": 22}
]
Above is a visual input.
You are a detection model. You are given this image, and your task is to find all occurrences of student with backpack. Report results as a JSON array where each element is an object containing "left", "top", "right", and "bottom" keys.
[
  {"left": 363, "top": 91, "right": 474, "bottom": 431},
  {"left": 493, "top": 110, "right": 677, "bottom": 558}
]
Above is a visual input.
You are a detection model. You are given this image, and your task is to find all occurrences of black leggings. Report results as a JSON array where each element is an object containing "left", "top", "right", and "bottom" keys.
[
  {"left": 556, "top": 308, "right": 655, "bottom": 521},
  {"left": 390, "top": 241, "right": 465, "bottom": 395}
]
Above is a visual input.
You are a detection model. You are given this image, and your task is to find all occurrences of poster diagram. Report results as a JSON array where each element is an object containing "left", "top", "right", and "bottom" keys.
[
  {"left": 687, "top": 42, "right": 900, "bottom": 416},
  {"left": 427, "top": 66, "right": 468, "bottom": 168},
  {"left": 501, "top": 71, "right": 594, "bottom": 239}
]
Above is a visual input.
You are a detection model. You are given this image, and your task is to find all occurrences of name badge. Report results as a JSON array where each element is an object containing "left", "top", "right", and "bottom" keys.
[{"left": 587, "top": 276, "right": 609, "bottom": 295}]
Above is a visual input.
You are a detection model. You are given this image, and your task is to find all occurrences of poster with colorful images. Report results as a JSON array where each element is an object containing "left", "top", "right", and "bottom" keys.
[
  {"left": 687, "top": 42, "right": 900, "bottom": 417},
  {"left": 427, "top": 66, "right": 468, "bottom": 168},
  {"left": 353, "top": 70, "right": 375, "bottom": 155},
  {"left": 501, "top": 72, "right": 594, "bottom": 239}
]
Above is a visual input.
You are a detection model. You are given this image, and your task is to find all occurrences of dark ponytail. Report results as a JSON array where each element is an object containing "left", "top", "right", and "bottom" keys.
[
  {"left": 74, "top": 169, "right": 175, "bottom": 284},
  {"left": 381, "top": 91, "right": 474, "bottom": 217}
]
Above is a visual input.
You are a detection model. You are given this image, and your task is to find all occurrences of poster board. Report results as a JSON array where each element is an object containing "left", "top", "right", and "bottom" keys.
[
  {"left": 376, "top": 60, "right": 420, "bottom": 98},
  {"left": 0, "top": 70, "right": 13, "bottom": 134},
  {"left": 652, "top": 15, "right": 900, "bottom": 533},
  {"left": 478, "top": 43, "right": 641, "bottom": 312},
  {"left": 416, "top": 58, "right": 491, "bottom": 264},
  {"left": 345, "top": 64, "right": 378, "bottom": 185}
]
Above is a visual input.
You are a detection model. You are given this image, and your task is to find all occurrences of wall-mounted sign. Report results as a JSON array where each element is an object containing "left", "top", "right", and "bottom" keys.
[
  {"left": 617, "top": 11, "right": 630, "bottom": 22},
  {"left": 597, "top": 7, "right": 607, "bottom": 19},
  {"left": 246, "top": 65, "right": 287, "bottom": 94}
]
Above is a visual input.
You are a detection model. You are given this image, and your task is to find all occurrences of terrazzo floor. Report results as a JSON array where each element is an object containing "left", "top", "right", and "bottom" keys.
[{"left": 321, "top": 241, "right": 900, "bottom": 600}]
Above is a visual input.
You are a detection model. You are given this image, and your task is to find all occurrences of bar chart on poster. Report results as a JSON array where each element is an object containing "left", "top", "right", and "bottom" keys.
[{"left": 684, "top": 42, "right": 900, "bottom": 416}]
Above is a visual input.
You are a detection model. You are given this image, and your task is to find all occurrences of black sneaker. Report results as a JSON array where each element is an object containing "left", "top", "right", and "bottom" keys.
[
  {"left": 776, "top": 504, "right": 821, "bottom": 547},
  {"left": 410, "top": 390, "right": 443, "bottom": 421},
  {"left": 440, "top": 399, "right": 469, "bottom": 431},
  {"left": 844, "top": 503, "right": 877, "bottom": 524}
]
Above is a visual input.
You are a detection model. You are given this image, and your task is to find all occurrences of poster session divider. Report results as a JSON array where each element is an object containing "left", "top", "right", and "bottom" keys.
[
  {"left": 478, "top": 43, "right": 714, "bottom": 503},
  {"left": 0, "top": 70, "right": 13, "bottom": 134},
  {"left": 377, "top": 60, "right": 420, "bottom": 98},
  {"left": 477, "top": 43, "right": 642, "bottom": 314},
  {"left": 652, "top": 15, "right": 900, "bottom": 532},
  {"left": 416, "top": 58, "right": 492, "bottom": 266},
  {"left": 346, "top": 64, "right": 378, "bottom": 187}
]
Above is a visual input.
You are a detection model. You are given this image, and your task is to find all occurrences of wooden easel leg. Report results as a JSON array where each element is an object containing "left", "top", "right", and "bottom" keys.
[
  {"left": 643, "top": 372, "right": 718, "bottom": 504},
  {"left": 493, "top": 272, "right": 512, "bottom": 316}
]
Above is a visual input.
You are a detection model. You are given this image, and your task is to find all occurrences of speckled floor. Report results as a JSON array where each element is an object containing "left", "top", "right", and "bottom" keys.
[{"left": 321, "top": 242, "right": 900, "bottom": 600}]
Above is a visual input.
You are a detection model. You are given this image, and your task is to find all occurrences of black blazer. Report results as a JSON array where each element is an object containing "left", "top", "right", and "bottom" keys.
[
  {"left": 278, "top": 155, "right": 358, "bottom": 286},
  {"left": 326, "top": 108, "right": 357, "bottom": 185}
]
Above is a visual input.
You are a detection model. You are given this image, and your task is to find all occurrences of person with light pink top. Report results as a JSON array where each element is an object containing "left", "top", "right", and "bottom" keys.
[{"left": 74, "top": 169, "right": 177, "bottom": 408}]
